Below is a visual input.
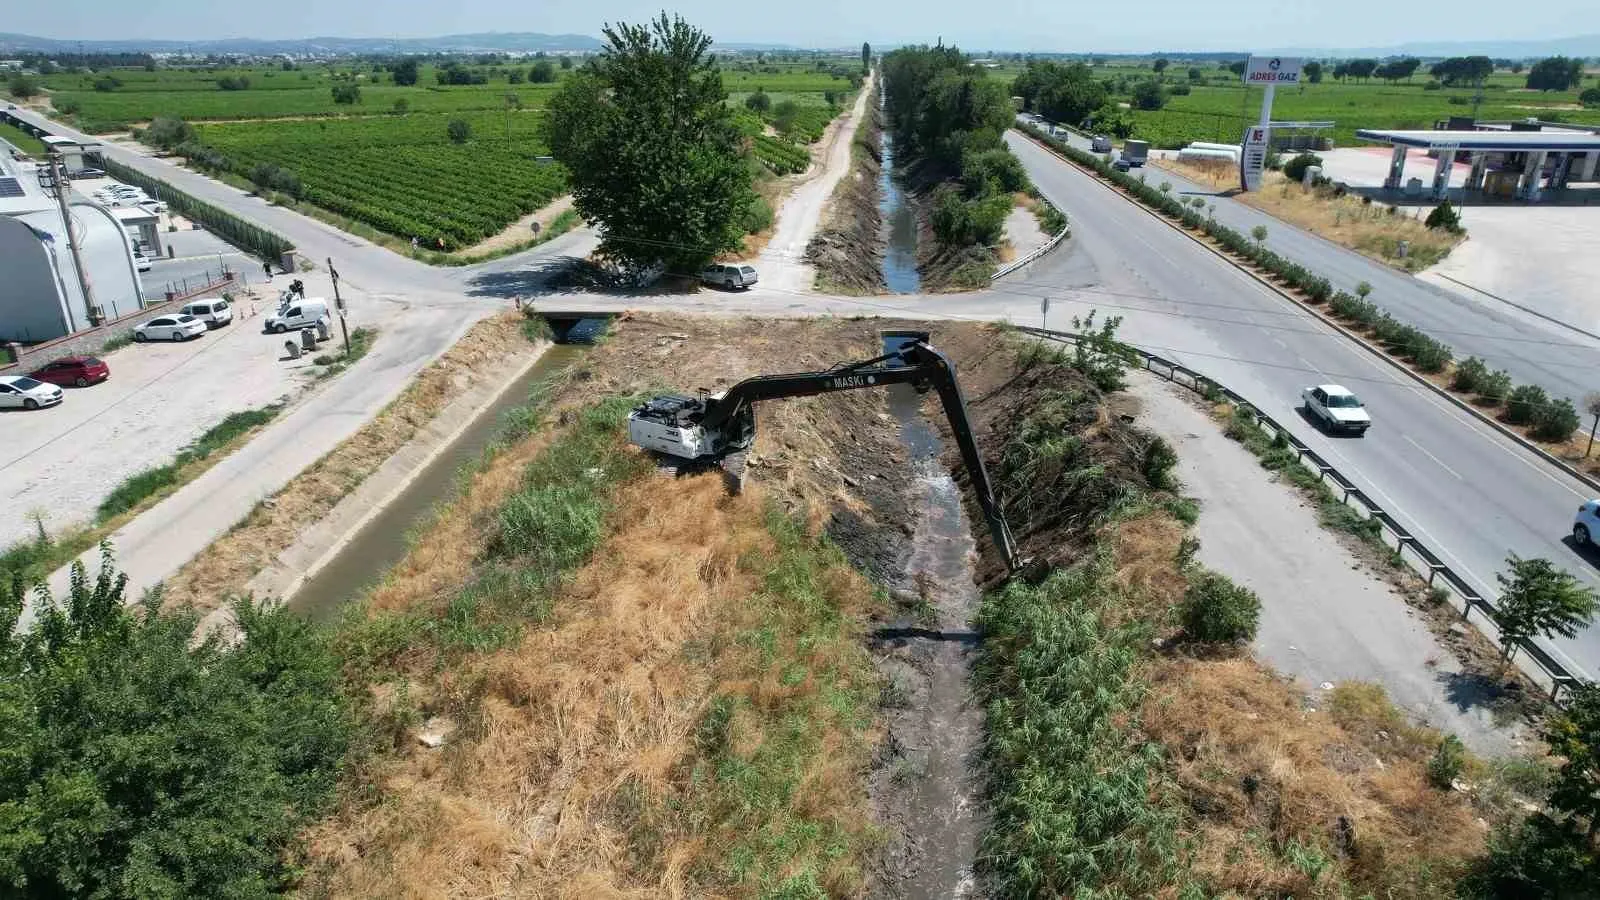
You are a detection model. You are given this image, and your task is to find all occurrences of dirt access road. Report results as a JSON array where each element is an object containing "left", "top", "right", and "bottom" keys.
[{"left": 754, "top": 72, "right": 876, "bottom": 294}]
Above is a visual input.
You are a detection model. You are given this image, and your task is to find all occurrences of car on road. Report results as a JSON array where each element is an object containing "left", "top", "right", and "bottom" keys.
[
  {"left": 701, "top": 263, "right": 759, "bottom": 290},
  {"left": 0, "top": 375, "right": 65, "bottom": 410},
  {"left": 1091, "top": 135, "right": 1113, "bottom": 153},
  {"left": 1113, "top": 157, "right": 1132, "bottom": 172},
  {"left": 1302, "top": 384, "right": 1371, "bottom": 435},
  {"left": 181, "top": 297, "right": 233, "bottom": 328},
  {"left": 1574, "top": 500, "right": 1600, "bottom": 547},
  {"left": 28, "top": 356, "right": 109, "bottom": 388},
  {"left": 133, "top": 314, "right": 208, "bottom": 342}
]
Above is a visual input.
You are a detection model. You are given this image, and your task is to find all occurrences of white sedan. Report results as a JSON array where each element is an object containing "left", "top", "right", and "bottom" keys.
[
  {"left": 1301, "top": 383, "right": 1371, "bottom": 435},
  {"left": 0, "top": 375, "right": 65, "bottom": 410},
  {"left": 133, "top": 314, "right": 208, "bottom": 342}
]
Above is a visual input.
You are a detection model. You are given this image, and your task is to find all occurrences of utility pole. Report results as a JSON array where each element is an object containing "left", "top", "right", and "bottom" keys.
[
  {"left": 43, "top": 152, "right": 91, "bottom": 330},
  {"left": 327, "top": 257, "right": 351, "bottom": 355}
]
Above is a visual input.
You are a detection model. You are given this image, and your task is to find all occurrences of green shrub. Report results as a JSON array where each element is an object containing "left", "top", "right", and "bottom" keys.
[
  {"left": 1459, "top": 815, "right": 1600, "bottom": 898},
  {"left": 1451, "top": 356, "right": 1488, "bottom": 392},
  {"left": 1476, "top": 369, "right": 1513, "bottom": 406},
  {"left": 1427, "top": 734, "right": 1466, "bottom": 788},
  {"left": 1141, "top": 435, "right": 1179, "bottom": 491},
  {"left": 1533, "top": 396, "right": 1581, "bottom": 442},
  {"left": 1425, "top": 199, "right": 1463, "bottom": 233},
  {"left": 1282, "top": 152, "right": 1324, "bottom": 183},
  {"left": 1506, "top": 384, "right": 1550, "bottom": 426},
  {"left": 0, "top": 545, "right": 352, "bottom": 897},
  {"left": 1411, "top": 336, "right": 1454, "bottom": 373},
  {"left": 1182, "top": 569, "right": 1261, "bottom": 643}
]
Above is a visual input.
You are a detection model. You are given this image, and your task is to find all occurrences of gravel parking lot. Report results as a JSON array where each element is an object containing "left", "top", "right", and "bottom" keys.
[{"left": 0, "top": 278, "right": 344, "bottom": 550}]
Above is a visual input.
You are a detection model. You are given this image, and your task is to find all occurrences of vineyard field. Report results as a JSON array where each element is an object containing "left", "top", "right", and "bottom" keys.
[
  {"left": 194, "top": 114, "right": 563, "bottom": 249},
  {"left": 53, "top": 83, "right": 563, "bottom": 130},
  {"left": 751, "top": 135, "right": 810, "bottom": 174}
]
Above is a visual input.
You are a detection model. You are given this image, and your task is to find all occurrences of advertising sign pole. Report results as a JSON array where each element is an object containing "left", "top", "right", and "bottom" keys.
[{"left": 1239, "top": 55, "right": 1302, "bottom": 192}]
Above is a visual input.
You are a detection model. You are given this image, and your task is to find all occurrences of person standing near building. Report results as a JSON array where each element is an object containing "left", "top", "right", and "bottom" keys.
[{"left": 263, "top": 259, "right": 272, "bottom": 280}]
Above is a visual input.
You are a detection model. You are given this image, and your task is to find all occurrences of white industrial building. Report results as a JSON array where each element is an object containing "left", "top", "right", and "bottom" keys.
[{"left": 0, "top": 155, "right": 145, "bottom": 342}]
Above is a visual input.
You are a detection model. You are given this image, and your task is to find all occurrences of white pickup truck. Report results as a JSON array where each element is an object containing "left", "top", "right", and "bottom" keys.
[{"left": 1301, "top": 384, "right": 1371, "bottom": 436}]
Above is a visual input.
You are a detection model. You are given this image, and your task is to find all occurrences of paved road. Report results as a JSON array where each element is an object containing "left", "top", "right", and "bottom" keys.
[
  {"left": 17, "top": 106, "right": 1600, "bottom": 684},
  {"left": 1030, "top": 120, "right": 1600, "bottom": 406}
]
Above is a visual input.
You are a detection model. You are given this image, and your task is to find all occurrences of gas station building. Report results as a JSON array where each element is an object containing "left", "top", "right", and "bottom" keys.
[{"left": 1355, "top": 127, "right": 1600, "bottom": 202}]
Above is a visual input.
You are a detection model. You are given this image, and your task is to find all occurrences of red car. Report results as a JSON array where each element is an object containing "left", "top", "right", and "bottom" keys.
[{"left": 29, "top": 355, "right": 110, "bottom": 388}]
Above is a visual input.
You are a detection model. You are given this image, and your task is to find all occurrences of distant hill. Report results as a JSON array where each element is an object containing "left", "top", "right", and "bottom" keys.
[
  {"left": 1276, "top": 34, "right": 1600, "bottom": 60},
  {"left": 0, "top": 31, "right": 605, "bottom": 55}
]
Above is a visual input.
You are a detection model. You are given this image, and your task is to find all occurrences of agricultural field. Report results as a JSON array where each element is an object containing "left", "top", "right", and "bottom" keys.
[
  {"left": 192, "top": 112, "right": 562, "bottom": 248},
  {"left": 0, "top": 120, "right": 48, "bottom": 156}
]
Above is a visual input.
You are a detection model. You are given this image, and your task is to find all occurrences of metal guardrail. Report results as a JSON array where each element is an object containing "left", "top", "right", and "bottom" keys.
[
  {"left": 1017, "top": 324, "right": 1589, "bottom": 703},
  {"left": 991, "top": 225, "right": 1070, "bottom": 281}
]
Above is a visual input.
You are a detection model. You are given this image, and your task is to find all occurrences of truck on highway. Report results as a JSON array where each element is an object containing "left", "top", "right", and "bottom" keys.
[{"left": 1122, "top": 140, "right": 1150, "bottom": 168}]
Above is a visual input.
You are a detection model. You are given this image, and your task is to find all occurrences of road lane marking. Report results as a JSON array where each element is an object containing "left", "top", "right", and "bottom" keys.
[
  {"left": 1298, "top": 356, "right": 1324, "bottom": 374},
  {"left": 1402, "top": 434, "right": 1462, "bottom": 480}
]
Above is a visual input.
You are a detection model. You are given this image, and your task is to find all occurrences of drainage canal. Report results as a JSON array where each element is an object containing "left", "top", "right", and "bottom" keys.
[{"left": 290, "top": 341, "right": 588, "bottom": 621}]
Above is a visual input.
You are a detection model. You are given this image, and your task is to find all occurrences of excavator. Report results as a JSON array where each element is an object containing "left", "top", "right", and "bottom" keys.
[{"left": 627, "top": 333, "right": 1023, "bottom": 574}]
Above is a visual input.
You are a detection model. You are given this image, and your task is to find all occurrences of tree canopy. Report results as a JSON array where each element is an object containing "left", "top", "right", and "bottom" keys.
[
  {"left": 1011, "top": 61, "right": 1108, "bottom": 128},
  {"left": 0, "top": 546, "right": 351, "bottom": 896},
  {"left": 1430, "top": 55, "right": 1494, "bottom": 87},
  {"left": 1494, "top": 554, "right": 1600, "bottom": 656},
  {"left": 882, "top": 44, "right": 1013, "bottom": 171},
  {"left": 1526, "top": 56, "right": 1585, "bottom": 91},
  {"left": 547, "top": 14, "right": 755, "bottom": 271}
]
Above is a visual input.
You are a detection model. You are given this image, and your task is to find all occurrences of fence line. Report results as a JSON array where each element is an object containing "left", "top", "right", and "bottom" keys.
[
  {"left": 992, "top": 225, "right": 1070, "bottom": 281},
  {"left": 1017, "top": 324, "right": 1588, "bottom": 703}
]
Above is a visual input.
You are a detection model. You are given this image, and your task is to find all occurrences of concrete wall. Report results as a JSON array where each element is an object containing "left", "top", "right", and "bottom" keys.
[
  {"left": 1, "top": 272, "right": 237, "bottom": 372},
  {"left": 0, "top": 216, "right": 73, "bottom": 342}
]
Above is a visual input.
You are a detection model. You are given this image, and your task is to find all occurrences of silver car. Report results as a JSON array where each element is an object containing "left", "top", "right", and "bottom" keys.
[{"left": 701, "top": 263, "right": 759, "bottom": 290}]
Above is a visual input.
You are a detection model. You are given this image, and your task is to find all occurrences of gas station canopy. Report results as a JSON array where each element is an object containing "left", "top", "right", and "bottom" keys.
[
  {"left": 1355, "top": 128, "right": 1600, "bottom": 153},
  {"left": 1355, "top": 128, "right": 1600, "bottom": 201}
]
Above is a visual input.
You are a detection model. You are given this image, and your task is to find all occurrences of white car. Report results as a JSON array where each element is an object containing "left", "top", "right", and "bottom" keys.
[
  {"left": 133, "top": 249, "right": 152, "bottom": 272},
  {"left": 181, "top": 297, "right": 233, "bottom": 328},
  {"left": 0, "top": 375, "right": 64, "bottom": 410},
  {"left": 133, "top": 313, "right": 208, "bottom": 342},
  {"left": 1302, "top": 384, "right": 1371, "bottom": 435},
  {"left": 1574, "top": 500, "right": 1600, "bottom": 547}
]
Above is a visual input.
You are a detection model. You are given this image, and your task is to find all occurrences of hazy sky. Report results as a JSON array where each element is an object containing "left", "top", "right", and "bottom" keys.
[{"left": 8, "top": 0, "right": 1594, "bottom": 52}]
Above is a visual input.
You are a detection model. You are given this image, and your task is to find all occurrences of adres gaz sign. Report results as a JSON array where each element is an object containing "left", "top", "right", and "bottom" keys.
[{"left": 1243, "top": 56, "right": 1303, "bottom": 84}]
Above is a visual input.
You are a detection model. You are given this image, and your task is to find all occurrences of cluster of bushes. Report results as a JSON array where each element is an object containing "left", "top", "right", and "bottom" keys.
[
  {"left": 101, "top": 157, "right": 294, "bottom": 260},
  {"left": 248, "top": 161, "right": 303, "bottom": 198},
  {"left": 1018, "top": 122, "right": 1583, "bottom": 444}
]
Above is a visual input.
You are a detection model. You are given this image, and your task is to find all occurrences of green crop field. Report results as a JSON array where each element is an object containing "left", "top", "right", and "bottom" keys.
[
  {"left": 1125, "top": 80, "right": 1600, "bottom": 148},
  {"left": 0, "top": 120, "right": 49, "bottom": 156},
  {"left": 193, "top": 112, "right": 562, "bottom": 249}
]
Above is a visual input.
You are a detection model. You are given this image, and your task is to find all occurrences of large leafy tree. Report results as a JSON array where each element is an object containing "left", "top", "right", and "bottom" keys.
[
  {"left": 547, "top": 14, "right": 754, "bottom": 272},
  {"left": 0, "top": 545, "right": 351, "bottom": 896},
  {"left": 1545, "top": 683, "right": 1600, "bottom": 833},
  {"left": 1527, "top": 56, "right": 1586, "bottom": 91},
  {"left": 1011, "top": 61, "right": 1107, "bottom": 127}
]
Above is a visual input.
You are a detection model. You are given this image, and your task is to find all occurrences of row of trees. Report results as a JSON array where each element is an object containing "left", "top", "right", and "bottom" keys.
[
  {"left": 883, "top": 45, "right": 1024, "bottom": 252},
  {"left": 386, "top": 57, "right": 568, "bottom": 88}
]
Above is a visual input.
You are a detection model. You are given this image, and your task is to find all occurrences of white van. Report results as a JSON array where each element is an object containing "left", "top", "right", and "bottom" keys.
[
  {"left": 263, "top": 299, "right": 329, "bottom": 333},
  {"left": 181, "top": 297, "right": 233, "bottom": 328}
]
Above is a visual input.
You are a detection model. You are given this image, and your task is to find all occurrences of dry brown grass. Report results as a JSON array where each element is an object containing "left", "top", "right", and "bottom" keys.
[
  {"left": 303, "top": 476, "right": 881, "bottom": 897},
  {"left": 1144, "top": 659, "right": 1485, "bottom": 897},
  {"left": 1153, "top": 157, "right": 1464, "bottom": 272},
  {"left": 159, "top": 312, "right": 538, "bottom": 614},
  {"left": 295, "top": 314, "right": 902, "bottom": 897}
]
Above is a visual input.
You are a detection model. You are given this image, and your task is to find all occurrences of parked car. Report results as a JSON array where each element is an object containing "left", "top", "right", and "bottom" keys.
[
  {"left": 133, "top": 249, "right": 152, "bottom": 272},
  {"left": 701, "top": 263, "right": 759, "bottom": 290},
  {"left": 137, "top": 199, "right": 168, "bottom": 215},
  {"left": 263, "top": 299, "right": 329, "bottom": 333},
  {"left": 28, "top": 355, "right": 109, "bottom": 388},
  {"left": 1301, "top": 384, "right": 1371, "bottom": 435},
  {"left": 133, "top": 314, "right": 208, "bottom": 342},
  {"left": 181, "top": 297, "right": 233, "bottom": 328},
  {"left": 0, "top": 375, "right": 65, "bottom": 410},
  {"left": 1573, "top": 500, "right": 1600, "bottom": 547},
  {"left": 69, "top": 167, "right": 105, "bottom": 179}
]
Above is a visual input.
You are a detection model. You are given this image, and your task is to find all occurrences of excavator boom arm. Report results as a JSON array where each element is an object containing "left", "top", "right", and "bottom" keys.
[{"left": 697, "top": 341, "right": 1021, "bottom": 572}]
